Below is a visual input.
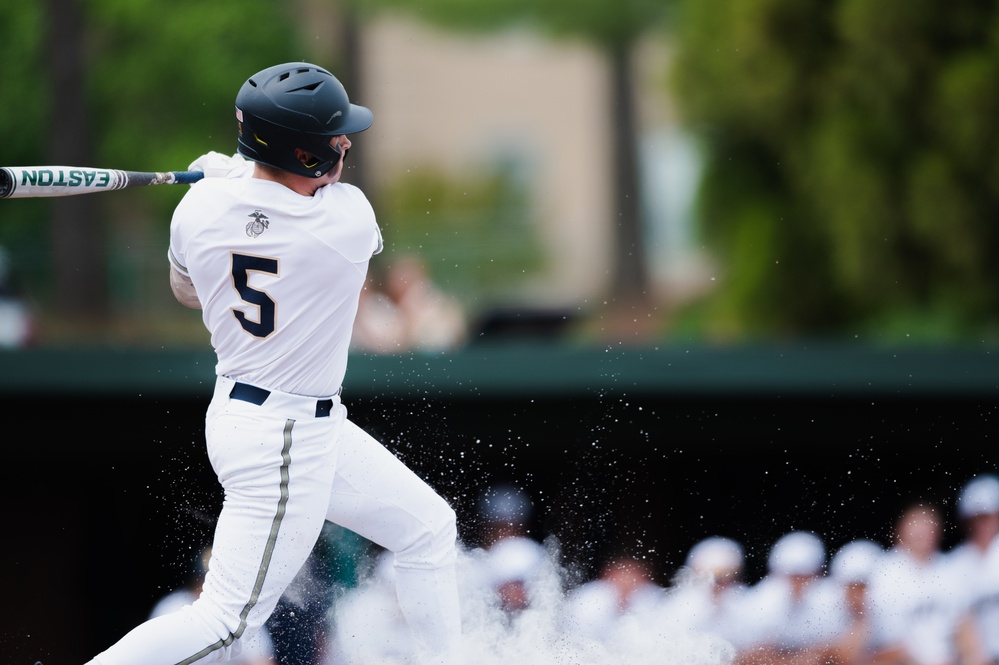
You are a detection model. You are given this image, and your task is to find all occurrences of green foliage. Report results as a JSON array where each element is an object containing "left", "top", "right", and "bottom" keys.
[
  {"left": 0, "top": 5, "right": 47, "bottom": 162},
  {"left": 348, "top": 0, "right": 671, "bottom": 51},
  {"left": 0, "top": 2, "right": 303, "bottom": 338},
  {"left": 0, "top": 4, "right": 52, "bottom": 288},
  {"left": 86, "top": 0, "right": 301, "bottom": 214},
  {"left": 521, "top": 0, "right": 671, "bottom": 48},
  {"left": 671, "top": 0, "right": 999, "bottom": 341},
  {"left": 349, "top": 0, "right": 537, "bottom": 32},
  {"left": 373, "top": 164, "right": 544, "bottom": 309}
]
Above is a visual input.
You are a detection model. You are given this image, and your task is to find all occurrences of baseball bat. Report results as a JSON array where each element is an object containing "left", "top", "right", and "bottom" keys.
[{"left": 0, "top": 166, "right": 204, "bottom": 199}]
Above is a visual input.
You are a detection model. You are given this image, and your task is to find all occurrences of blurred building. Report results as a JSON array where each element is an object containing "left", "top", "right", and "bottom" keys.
[{"left": 357, "top": 15, "right": 712, "bottom": 309}]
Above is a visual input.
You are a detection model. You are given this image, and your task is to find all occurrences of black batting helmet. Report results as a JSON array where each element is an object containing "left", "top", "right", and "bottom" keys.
[{"left": 235, "top": 62, "right": 373, "bottom": 178}]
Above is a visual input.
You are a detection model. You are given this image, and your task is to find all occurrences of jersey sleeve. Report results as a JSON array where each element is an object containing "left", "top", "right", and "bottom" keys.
[
  {"left": 168, "top": 245, "right": 188, "bottom": 275},
  {"left": 323, "top": 182, "right": 382, "bottom": 260},
  {"left": 167, "top": 188, "right": 199, "bottom": 276}
]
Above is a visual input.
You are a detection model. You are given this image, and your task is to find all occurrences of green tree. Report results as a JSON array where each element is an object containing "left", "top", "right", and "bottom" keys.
[
  {"left": 670, "top": 0, "right": 999, "bottom": 341},
  {"left": 375, "top": 164, "right": 544, "bottom": 306},
  {"left": 1, "top": 1, "right": 303, "bottom": 342},
  {"left": 0, "top": 4, "right": 56, "bottom": 318}
]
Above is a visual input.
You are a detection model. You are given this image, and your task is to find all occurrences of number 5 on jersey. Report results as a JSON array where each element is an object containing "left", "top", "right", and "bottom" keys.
[{"left": 231, "top": 252, "right": 277, "bottom": 337}]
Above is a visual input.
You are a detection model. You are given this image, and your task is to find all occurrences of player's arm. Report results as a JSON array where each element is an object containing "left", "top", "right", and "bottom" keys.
[{"left": 170, "top": 265, "right": 202, "bottom": 309}]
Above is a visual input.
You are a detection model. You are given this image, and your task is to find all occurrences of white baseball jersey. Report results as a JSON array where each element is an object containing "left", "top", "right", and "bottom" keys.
[
  {"left": 659, "top": 575, "right": 754, "bottom": 650},
  {"left": 951, "top": 539, "right": 999, "bottom": 660},
  {"left": 169, "top": 175, "right": 382, "bottom": 397},
  {"left": 738, "top": 574, "right": 848, "bottom": 651},
  {"left": 866, "top": 548, "right": 960, "bottom": 665}
]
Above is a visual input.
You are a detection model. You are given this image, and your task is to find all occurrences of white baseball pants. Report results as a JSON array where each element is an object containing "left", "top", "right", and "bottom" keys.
[{"left": 88, "top": 375, "right": 461, "bottom": 665}]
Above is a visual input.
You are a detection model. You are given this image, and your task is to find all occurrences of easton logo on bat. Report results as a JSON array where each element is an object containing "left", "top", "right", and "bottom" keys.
[
  {"left": 0, "top": 166, "right": 202, "bottom": 198},
  {"left": 18, "top": 168, "right": 113, "bottom": 188}
]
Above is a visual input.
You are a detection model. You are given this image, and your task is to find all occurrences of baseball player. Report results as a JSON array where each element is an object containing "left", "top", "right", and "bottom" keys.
[{"left": 85, "top": 62, "right": 462, "bottom": 665}]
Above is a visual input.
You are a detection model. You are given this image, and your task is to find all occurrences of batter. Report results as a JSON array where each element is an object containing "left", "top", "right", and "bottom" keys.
[{"left": 86, "top": 62, "right": 462, "bottom": 665}]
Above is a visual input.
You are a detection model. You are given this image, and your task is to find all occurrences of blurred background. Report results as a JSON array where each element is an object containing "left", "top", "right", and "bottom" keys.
[
  {"left": 8, "top": 0, "right": 999, "bottom": 345},
  {"left": 2, "top": 0, "right": 999, "bottom": 663}
]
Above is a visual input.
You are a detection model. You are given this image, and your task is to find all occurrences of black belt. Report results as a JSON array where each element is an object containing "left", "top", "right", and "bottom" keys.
[{"left": 230, "top": 381, "right": 335, "bottom": 418}]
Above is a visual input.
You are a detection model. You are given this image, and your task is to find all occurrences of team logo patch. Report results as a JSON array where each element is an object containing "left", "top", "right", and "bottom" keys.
[{"left": 246, "top": 210, "right": 270, "bottom": 238}]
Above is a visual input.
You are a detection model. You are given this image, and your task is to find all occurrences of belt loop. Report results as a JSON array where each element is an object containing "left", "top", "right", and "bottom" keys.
[{"left": 316, "top": 399, "right": 334, "bottom": 418}]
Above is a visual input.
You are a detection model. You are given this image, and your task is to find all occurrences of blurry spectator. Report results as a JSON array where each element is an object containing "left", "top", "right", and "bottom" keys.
[
  {"left": 946, "top": 474, "right": 999, "bottom": 587},
  {"left": 866, "top": 502, "right": 959, "bottom": 665},
  {"left": 660, "top": 536, "right": 754, "bottom": 651},
  {"left": 470, "top": 483, "right": 548, "bottom": 616},
  {"left": 0, "top": 245, "right": 35, "bottom": 348},
  {"left": 946, "top": 475, "right": 999, "bottom": 665},
  {"left": 823, "top": 538, "right": 885, "bottom": 665},
  {"left": 150, "top": 547, "right": 277, "bottom": 665},
  {"left": 483, "top": 535, "right": 548, "bottom": 616},
  {"left": 476, "top": 482, "right": 538, "bottom": 549},
  {"left": 735, "top": 530, "right": 845, "bottom": 665},
  {"left": 351, "top": 254, "right": 467, "bottom": 353},
  {"left": 559, "top": 554, "right": 667, "bottom": 647},
  {"left": 954, "top": 534, "right": 999, "bottom": 665},
  {"left": 384, "top": 254, "right": 467, "bottom": 351}
]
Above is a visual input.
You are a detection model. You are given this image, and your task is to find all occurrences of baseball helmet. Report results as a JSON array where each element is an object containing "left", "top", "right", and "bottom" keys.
[
  {"left": 958, "top": 474, "right": 999, "bottom": 518},
  {"left": 235, "top": 62, "right": 373, "bottom": 178},
  {"left": 830, "top": 539, "right": 883, "bottom": 584},
  {"left": 768, "top": 531, "right": 825, "bottom": 576}
]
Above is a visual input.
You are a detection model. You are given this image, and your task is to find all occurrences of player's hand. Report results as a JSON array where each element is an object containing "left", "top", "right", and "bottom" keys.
[{"left": 188, "top": 151, "right": 254, "bottom": 179}]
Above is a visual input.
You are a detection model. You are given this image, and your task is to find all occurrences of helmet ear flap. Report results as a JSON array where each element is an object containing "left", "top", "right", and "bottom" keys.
[{"left": 298, "top": 149, "right": 320, "bottom": 169}]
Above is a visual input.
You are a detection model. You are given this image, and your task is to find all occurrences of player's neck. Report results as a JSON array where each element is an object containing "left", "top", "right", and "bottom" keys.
[{"left": 253, "top": 164, "right": 323, "bottom": 197}]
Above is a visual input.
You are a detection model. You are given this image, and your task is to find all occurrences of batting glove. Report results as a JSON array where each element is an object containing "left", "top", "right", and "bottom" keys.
[{"left": 188, "top": 151, "right": 254, "bottom": 179}]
